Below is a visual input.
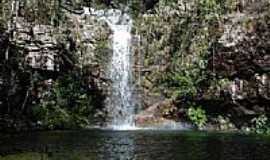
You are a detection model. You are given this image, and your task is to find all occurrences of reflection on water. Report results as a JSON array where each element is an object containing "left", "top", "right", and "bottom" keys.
[
  {"left": 98, "top": 132, "right": 135, "bottom": 160},
  {"left": 0, "top": 130, "right": 270, "bottom": 160}
]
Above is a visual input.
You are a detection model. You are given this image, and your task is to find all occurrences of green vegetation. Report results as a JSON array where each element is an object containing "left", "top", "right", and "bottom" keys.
[
  {"left": 0, "top": 0, "right": 269, "bottom": 133},
  {"left": 251, "top": 115, "right": 270, "bottom": 135},
  {"left": 134, "top": 0, "right": 270, "bottom": 132},
  {"left": 187, "top": 105, "right": 207, "bottom": 129},
  {"left": 0, "top": 0, "right": 109, "bottom": 131},
  {"left": 32, "top": 74, "right": 95, "bottom": 129}
]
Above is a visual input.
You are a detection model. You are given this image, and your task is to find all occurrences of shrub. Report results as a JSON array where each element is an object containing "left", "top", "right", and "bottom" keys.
[
  {"left": 187, "top": 105, "right": 207, "bottom": 129},
  {"left": 251, "top": 115, "right": 270, "bottom": 134},
  {"left": 32, "top": 74, "right": 94, "bottom": 129}
]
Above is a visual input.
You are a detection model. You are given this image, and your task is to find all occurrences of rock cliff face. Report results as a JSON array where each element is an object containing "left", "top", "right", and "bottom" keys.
[
  {"left": 207, "top": 2, "right": 270, "bottom": 119},
  {"left": 133, "top": 0, "right": 270, "bottom": 129},
  {"left": 0, "top": 1, "right": 115, "bottom": 129},
  {"left": 0, "top": 0, "right": 269, "bottom": 130},
  {"left": 11, "top": 5, "right": 112, "bottom": 89}
]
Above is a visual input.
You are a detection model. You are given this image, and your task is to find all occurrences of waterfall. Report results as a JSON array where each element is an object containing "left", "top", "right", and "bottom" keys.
[
  {"left": 107, "top": 10, "right": 135, "bottom": 129},
  {"left": 91, "top": 9, "right": 136, "bottom": 129},
  {"left": 86, "top": 8, "right": 190, "bottom": 131}
]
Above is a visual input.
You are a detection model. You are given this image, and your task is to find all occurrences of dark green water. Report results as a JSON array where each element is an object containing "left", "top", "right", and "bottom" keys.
[{"left": 0, "top": 130, "right": 270, "bottom": 160}]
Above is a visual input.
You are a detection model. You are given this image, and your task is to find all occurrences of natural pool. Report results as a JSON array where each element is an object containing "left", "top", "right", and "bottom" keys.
[{"left": 0, "top": 130, "right": 270, "bottom": 160}]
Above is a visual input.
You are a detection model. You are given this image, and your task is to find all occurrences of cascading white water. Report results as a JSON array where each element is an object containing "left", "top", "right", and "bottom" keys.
[
  {"left": 107, "top": 10, "right": 135, "bottom": 129},
  {"left": 92, "top": 9, "right": 136, "bottom": 129}
]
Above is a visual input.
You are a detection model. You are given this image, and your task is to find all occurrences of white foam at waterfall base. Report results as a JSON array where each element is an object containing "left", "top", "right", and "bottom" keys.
[
  {"left": 108, "top": 124, "right": 140, "bottom": 131},
  {"left": 102, "top": 121, "right": 194, "bottom": 131}
]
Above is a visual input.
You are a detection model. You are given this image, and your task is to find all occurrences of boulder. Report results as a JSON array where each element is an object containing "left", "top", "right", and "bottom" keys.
[{"left": 135, "top": 99, "right": 175, "bottom": 126}]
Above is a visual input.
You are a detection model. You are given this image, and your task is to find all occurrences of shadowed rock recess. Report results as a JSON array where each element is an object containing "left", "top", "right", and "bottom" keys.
[{"left": 0, "top": 0, "right": 269, "bottom": 132}]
